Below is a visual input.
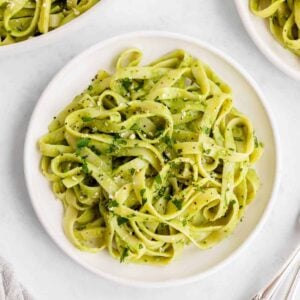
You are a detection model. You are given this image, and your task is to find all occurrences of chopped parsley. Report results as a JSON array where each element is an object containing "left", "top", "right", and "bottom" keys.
[
  {"left": 204, "top": 149, "right": 211, "bottom": 155},
  {"left": 254, "top": 136, "right": 259, "bottom": 148},
  {"left": 162, "top": 135, "right": 173, "bottom": 147},
  {"left": 172, "top": 199, "right": 182, "bottom": 210},
  {"left": 82, "top": 116, "right": 93, "bottom": 122},
  {"left": 140, "top": 188, "right": 146, "bottom": 198},
  {"left": 117, "top": 216, "right": 129, "bottom": 226},
  {"left": 202, "top": 126, "right": 210, "bottom": 135},
  {"left": 120, "top": 247, "right": 129, "bottom": 263},
  {"left": 114, "top": 137, "right": 127, "bottom": 145},
  {"left": 129, "top": 168, "right": 135, "bottom": 175},
  {"left": 154, "top": 174, "right": 162, "bottom": 185},
  {"left": 130, "top": 123, "right": 140, "bottom": 131},
  {"left": 76, "top": 138, "right": 90, "bottom": 149},
  {"left": 134, "top": 80, "right": 144, "bottom": 91},
  {"left": 120, "top": 78, "right": 131, "bottom": 93},
  {"left": 108, "top": 200, "right": 119, "bottom": 209},
  {"left": 195, "top": 185, "right": 205, "bottom": 193},
  {"left": 106, "top": 143, "right": 118, "bottom": 153},
  {"left": 138, "top": 244, "right": 143, "bottom": 249},
  {"left": 140, "top": 188, "right": 147, "bottom": 205},
  {"left": 229, "top": 199, "right": 236, "bottom": 206},
  {"left": 81, "top": 159, "right": 89, "bottom": 174}
]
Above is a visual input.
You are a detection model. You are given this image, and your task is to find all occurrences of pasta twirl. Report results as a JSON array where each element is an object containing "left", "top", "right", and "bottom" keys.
[{"left": 38, "top": 49, "right": 264, "bottom": 264}]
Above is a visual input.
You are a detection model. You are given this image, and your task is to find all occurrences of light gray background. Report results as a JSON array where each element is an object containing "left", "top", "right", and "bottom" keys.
[{"left": 0, "top": 0, "right": 299, "bottom": 299}]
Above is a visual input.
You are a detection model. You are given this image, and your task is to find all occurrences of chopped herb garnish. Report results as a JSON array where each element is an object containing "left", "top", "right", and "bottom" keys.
[
  {"left": 129, "top": 168, "right": 135, "bottom": 175},
  {"left": 162, "top": 135, "right": 173, "bottom": 147},
  {"left": 117, "top": 216, "right": 129, "bottom": 226},
  {"left": 195, "top": 186, "right": 205, "bottom": 193},
  {"left": 120, "top": 78, "right": 131, "bottom": 92},
  {"left": 130, "top": 123, "right": 140, "bottom": 131},
  {"left": 81, "top": 159, "right": 89, "bottom": 174},
  {"left": 254, "top": 136, "right": 259, "bottom": 148},
  {"left": 108, "top": 200, "right": 119, "bottom": 209},
  {"left": 140, "top": 188, "right": 146, "bottom": 198},
  {"left": 172, "top": 199, "right": 182, "bottom": 210},
  {"left": 229, "top": 199, "right": 236, "bottom": 206},
  {"left": 202, "top": 126, "right": 210, "bottom": 135},
  {"left": 106, "top": 143, "right": 118, "bottom": 153},
  {"left": 138, "top": 244, "right": 143, "bottom": 249},
  {"left": 234, "top": 137, "right": 244, "bottom": 142},
  {"left": 114, "top": 137, "right": 127, "bottom": 145},
  {"left": 205, "top": 149, "right": 211, "bottom": 155},
  {"left": 182, "top": 218, "right": 187, "bottom": 226},
  {"left": 154, "top": 174, "right": 162, "bottom": 185},
  {"left": 134, "top": 80, "right": 144, "bottom": 91},
  {"left": 120, "top": 247, "right": 129, "bottom": 263},
  {"left": 82, "top": 116, "right": 93, "bottom": 122},
  {"left": 164, "top": 193, "right": 171, "bottom": 201},
  {"left": 87, "top": 85, "right": 93, "bottom": 91},
  {"left": 76, "top": 138, "right": 90, "bottom": 149}
]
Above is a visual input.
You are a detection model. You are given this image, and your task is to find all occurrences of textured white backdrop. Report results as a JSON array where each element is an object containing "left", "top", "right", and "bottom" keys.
[{"left": 0, "top": 0, "right": 299, "bottom": 299}]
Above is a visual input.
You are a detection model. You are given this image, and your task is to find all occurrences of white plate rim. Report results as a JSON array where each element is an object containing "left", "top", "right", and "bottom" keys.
[
  {"left": 0, "top": 0, "right": 107, "bottom": 55},
  {"left": 23, "top": 30, "right": 281, "bottom": 288},
  {"left": 234, "top": 0, "right": 300, "bottom": 81}
]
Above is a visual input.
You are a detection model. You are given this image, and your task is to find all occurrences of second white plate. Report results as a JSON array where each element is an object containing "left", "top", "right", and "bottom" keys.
[{"left": 235, "top": 0, "right": 300, "bottom": 81}]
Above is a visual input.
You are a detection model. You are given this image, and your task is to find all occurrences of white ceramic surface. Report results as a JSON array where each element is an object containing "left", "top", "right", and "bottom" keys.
[
  {"left": 235, "top": 0, "right": 300, "bottom": 81},
  {"left": 24, "top": 31, "right": 279, "bottom": 287},
  {"left": 0, "top": 0, "right": 107, "bottom": 55}
]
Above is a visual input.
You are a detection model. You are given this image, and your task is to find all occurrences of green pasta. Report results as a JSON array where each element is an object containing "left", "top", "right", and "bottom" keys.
[
  {"left": 38, "top": 49, "right": 264, "bottom": 264},
  {"left": 0, "top": 0, "right": 100, "bottom": 45},
  {"left": 250, "top": 0, "right": 300, "bottom": 56}
]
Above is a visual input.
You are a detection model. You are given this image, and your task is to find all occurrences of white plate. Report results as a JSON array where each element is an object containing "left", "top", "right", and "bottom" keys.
[
  {"left": 24, "top": 31, "right": 280, "bottom": 287},
  {"left": 0, "top": 0, "right": 106, "bottom": 55},
  {"left": 235, "top": 0, "right": 300, "bottom": 81}
]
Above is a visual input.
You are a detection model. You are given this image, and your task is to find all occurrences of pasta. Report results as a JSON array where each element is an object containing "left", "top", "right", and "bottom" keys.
[
  {"left": 0, "top": 0, "right": 100, "bottom": 46},
  {"left": 38, "top": 49, "right": 264, "bottom": 264},
  {"left": 250, "top": 0, "right": 300, "bottom": 56}
]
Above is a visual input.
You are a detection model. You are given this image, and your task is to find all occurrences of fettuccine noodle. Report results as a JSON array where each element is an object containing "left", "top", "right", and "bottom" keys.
[
  {"left": 39, "top": 49, "right": 264, "bottom": 264},
  {"left": 250, "top": 0, "right": 300, "bottom": 56},
  {"left": 0, "top": 0, "right": 100, "bottom": 45}
]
